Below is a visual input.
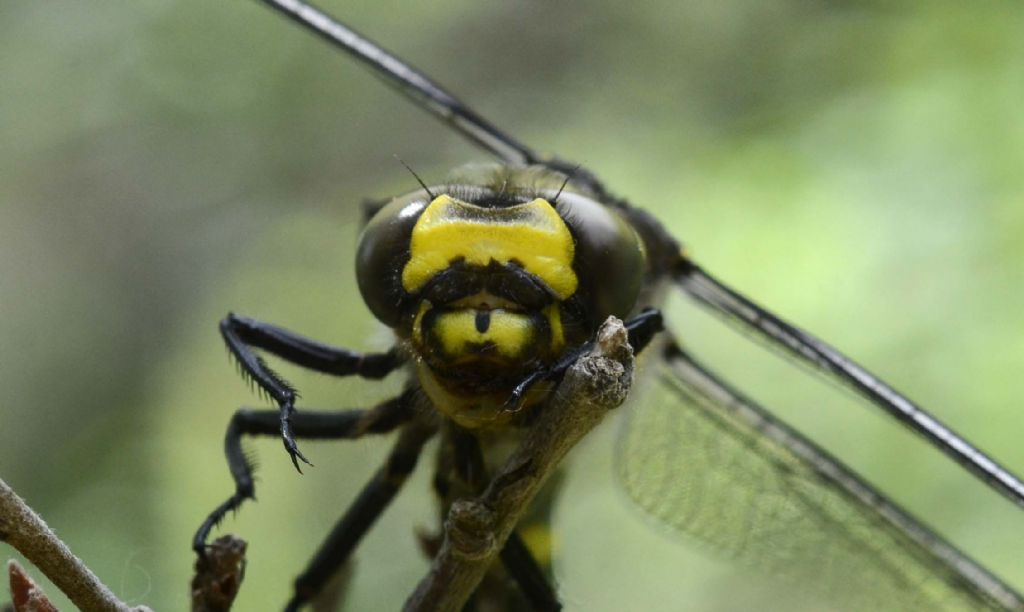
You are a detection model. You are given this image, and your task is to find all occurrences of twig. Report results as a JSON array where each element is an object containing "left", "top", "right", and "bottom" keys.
[
  {"left": 191, "top": 535, "right": 247, "bottom": 612},
  {"left": 8, "top": 560, "right": 57, "bottom": 612},
  {"left": 404, "top": 317, "right": 635, "bottom": 612},
  {"left": 0, "top": 478, "right": 152, "bottom": 612}
]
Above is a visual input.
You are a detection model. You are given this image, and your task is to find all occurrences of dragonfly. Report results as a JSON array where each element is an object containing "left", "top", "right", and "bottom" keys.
[{"left": 193, "top": 1, "right": 1024, "bottom": 610}]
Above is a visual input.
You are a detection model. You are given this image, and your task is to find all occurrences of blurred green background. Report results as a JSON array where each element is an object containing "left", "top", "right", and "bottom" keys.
[{"left": 1, "top": 1, "right": 1022, "bottom": 610}]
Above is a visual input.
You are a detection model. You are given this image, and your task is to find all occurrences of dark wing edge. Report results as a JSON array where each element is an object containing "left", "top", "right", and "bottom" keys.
[
  {"left": 619, "top": 337, "right": 1024, "bottom": 610},
  {"left": 253, "top": 0, "right": 539, "bottom": 166},
  {"left": 674, "top": 260, "right": 1024, "bottom": 511}
]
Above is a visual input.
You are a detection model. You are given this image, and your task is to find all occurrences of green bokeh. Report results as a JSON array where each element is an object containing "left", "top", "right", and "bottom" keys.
[{"left": 1, "top": 1, "right": 1022, "bottom": 610}]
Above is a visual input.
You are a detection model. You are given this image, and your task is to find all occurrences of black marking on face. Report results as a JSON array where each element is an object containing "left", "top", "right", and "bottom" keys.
[{"left": 475, "top": 310, "right": 491, "bottom": 333}]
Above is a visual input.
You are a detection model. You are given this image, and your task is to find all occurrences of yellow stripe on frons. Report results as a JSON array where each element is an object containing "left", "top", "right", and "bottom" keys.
[{"left": 402, "top": 195, "right": 577, "bottom": 299}]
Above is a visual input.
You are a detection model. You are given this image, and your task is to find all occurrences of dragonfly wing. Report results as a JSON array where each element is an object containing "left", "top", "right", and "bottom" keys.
[
  {"left": 256, "top": 0, "right": 540, "bottom": 166},
  {"left": 618, "top": 338, "right": 1024, "bottom": 611},
  {"left": 673, "top": 261, "right": 1024, "bottom": 511}
]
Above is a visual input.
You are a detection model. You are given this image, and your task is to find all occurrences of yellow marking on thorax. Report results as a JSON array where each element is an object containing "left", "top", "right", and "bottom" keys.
[
  {"left": 519, "top": 523, "right": 554, "bottom": 569},
  {"left": 401, "top": 195, "right": 577, "bottom": 299}
]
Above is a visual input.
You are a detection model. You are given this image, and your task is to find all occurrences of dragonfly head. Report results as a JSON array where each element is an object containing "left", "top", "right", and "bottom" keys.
[{"left": 356, "top": 165, "right": 646, "bottom": 426}]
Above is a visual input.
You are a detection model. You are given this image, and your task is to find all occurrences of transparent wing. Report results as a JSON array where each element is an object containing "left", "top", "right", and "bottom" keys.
[
  {"left": 618, "top": 338, "right": 1024, "bottom": 611},
  {"left": 674, "top": 262, "right": 1024, "bottom": 511},
  {"left": 250, "top": 0, "right": 622, "bottom": 202}
]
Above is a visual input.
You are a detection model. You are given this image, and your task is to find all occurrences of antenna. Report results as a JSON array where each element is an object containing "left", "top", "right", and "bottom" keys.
[
  {"left": 395, "top": 155, "right": 436, "bottom": 199},
  {"left": 553, "top": 165, "right": 579, "bottom": 203}
]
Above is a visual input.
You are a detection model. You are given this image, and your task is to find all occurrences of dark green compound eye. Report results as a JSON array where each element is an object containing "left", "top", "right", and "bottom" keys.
[
  {"left": 355, "top": 190, "right": 432, "bottom": 328},
  {"left": 355, "top": 184, "right": 647, "bottom": 335},
  {"left": 551, "top": 191, "right": 647, "bottom": 327}
]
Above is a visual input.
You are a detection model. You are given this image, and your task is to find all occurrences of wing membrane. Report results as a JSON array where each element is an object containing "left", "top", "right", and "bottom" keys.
[
  {"left": 619, "top": 339, "right": 1024, "bottom": 610},
  {"left": 675, "top": 261, "right": 1024, "bottom": 511}
]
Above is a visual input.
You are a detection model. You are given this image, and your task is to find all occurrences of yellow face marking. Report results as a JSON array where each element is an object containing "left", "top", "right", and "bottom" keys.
[
  {"left": 401, "top": 195, "right": 578, "bottom": 299},
  {"left": 433, "top": 309, "right": 533, "bottom": 360},
  {"left": 543, "top": 304, "right": 564, "bottom": 354}
]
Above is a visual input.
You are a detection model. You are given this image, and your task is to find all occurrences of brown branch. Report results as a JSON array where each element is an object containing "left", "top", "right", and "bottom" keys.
[
  {"left": 8, "top": 560, "right": 57, "bottom": 612},
  {"left": 404, "top": 317, "right": 635, "bottom": 612},
  {"left": 191, "top": 535, "right": 247, "bottom": 612},
  {"left": 0, "top": 478, "right": 152, "bottom": 612}
]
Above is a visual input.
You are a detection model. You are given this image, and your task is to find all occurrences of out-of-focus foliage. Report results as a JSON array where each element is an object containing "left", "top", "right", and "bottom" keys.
[{"left": 0, "top": 1, "right": 1021, "bottom": 610}]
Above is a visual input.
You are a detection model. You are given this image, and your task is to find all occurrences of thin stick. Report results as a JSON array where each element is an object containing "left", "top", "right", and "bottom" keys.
[
  {"left": 404, "top": 317, "right": 635, "bottom": 612},
  {"left": 0, "top": 478, "right": 152, "bottom": 612}
]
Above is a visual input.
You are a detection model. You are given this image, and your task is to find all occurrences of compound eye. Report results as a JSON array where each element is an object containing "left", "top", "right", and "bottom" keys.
[
  {"left": 356, "top": 190, "right": 431, "bottom": 327},
  {"left": 555, "top": 193, "right": 646, "bottom": 323}
]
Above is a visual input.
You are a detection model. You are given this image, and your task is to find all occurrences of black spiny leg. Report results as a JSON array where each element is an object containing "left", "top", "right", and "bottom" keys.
[
  {"left": 220, "top": 313, "right": 403, "bottom": 470},
  {"left": 285, "top": 416, "right": 437, "bottom": 611},
  {"left": 499, "top": 536, "right": 561, "bottom": 612},
  {"left": 450, "top": 428, "right": 562, "bottom": 612},
  {"left": 193, "top": 390, "right": 417, "bottom": 554}
]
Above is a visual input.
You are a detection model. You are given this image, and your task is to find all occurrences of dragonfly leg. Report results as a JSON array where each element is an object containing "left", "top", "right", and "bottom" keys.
[
  {"left": 284, "top": 417, "right": 437, "bottom": 611},
  {"left": 192, "top": 389, "right": 417, "bottom": 555},
  {"left": 441, "top": 426, "right": 562, "bottom": 611},
  {"left": 219, "top": 312, "right": 404, "bottom": 471},
  {"left": 506, "top": 308, "right": 663, "bottom": 410}
]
